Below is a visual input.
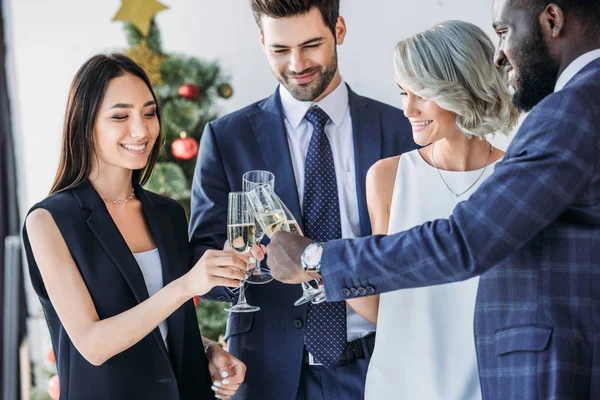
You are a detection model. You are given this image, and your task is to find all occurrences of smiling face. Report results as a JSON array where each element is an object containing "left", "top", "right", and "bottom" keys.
[
  {"left": 92, "top": 73, "right": 160, "bottom": 173},
  {"left": 399, "top": 85, "right": 460, "bottom": 146},
  {"left": 259, "top": 6, "right": 345, "bottom": 102},
  {"left": 492, "top": 0, "right": 560, "bottom": 111}
]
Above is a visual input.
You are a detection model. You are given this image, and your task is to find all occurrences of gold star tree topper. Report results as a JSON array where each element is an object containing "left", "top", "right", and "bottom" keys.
[
  {"left": 112, "top": 0, "right": 168, "bottom": 37},
  {"left": 126, "top": 41, "right": 165, "bottom": 85}
]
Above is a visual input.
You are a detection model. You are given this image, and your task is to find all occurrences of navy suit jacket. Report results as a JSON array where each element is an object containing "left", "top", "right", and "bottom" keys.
[
  {"left": 189, "top": 85, "right": 415, "bottom": 399},
  {"left": 321, "top": 60, "right": 600, "bottom": 399},
  {"left": 23, "top": 181, "right": 215, "bottom": 400}
]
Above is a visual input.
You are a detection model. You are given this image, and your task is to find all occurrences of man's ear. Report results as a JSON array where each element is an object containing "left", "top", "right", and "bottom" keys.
[
  {"left": 540, "top": 3, "right": 566, "bottom": 39},
  {"left": 335, "top": 16, "right": 347, "bottom": 45},
  {"left": 259, "top": 30, "right": 266, "bottom": 53}
]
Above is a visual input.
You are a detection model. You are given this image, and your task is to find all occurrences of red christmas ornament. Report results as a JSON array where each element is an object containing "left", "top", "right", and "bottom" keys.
[
  {"left": 193, "top": 296, "right": 200, "bottom": 307},
  {"left": 178, "top": 84, "right": 199, "bottom": 100},
  {"left": 48, "top": 375, "right": 60, "bottom": 400},
  {"left": 47, "top": 349, "right": 55, "bottom": 364},
  {"left": 171, "top": 132, "right": 198, "bottom": 161}
]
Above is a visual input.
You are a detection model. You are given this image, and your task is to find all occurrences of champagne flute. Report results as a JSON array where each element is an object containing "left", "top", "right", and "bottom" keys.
[
  {"left": 246, "top": 185, "right": 288, "bottom": 239},
  {"left": 242, "top": 170, "right": 275, "bottom": 284},
  {"left": 247, "top": 185, "right": 324, "bottom": 306},
  {"left": 224, "top": 192, "right": 260, "bottom": 313}
]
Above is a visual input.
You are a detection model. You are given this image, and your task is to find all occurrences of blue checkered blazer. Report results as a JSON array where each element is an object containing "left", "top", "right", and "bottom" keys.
[{"left": 321, "top": 58, "right": 600, "bottom": 399}]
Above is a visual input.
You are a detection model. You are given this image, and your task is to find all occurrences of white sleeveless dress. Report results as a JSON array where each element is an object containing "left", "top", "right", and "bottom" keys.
[{"left": 364, "top": 149, "right": 499, "bottom": 400}]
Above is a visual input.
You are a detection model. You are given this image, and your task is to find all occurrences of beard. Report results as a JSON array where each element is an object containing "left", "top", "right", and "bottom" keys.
[
  {"left": 278, "top": 51, "right": 338, "bottom": 102},
  {"left": 511, "top": 23, "right": 560, "bottom": 112}
]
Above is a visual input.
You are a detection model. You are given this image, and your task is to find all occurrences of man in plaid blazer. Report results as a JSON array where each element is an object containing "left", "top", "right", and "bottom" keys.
[{"left": 265, "top": 0, "right": 600, "bottom": 398}]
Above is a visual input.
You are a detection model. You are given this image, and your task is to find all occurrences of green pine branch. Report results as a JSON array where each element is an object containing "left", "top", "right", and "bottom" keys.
[
  {"left": 196, "top": 301, "right": 229, "bottom": 341},
  {"left": 124, "top": 19, "right": 162, "bottom": 54}
]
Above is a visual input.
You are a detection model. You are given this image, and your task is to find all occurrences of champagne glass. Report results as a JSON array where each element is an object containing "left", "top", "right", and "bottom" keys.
[
  {"left": 247, "top": 185, "right": 324, "bottom": 306},
  {"left": 224, "top": 192, "right": 260, "bottom": 313},
  {"left": 246, "top": 185, "right": 288, "bottom": 239},
  {"left": 242, "top": 170, "right": 274, "bottom": 284}
]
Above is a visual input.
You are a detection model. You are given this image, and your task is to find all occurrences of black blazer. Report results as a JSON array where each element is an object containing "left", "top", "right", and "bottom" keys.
[{"left": 22, "top": 181, "right": 214, "bottom": 400}]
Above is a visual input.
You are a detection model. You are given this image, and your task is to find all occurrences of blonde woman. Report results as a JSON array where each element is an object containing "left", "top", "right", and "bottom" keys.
[{"left": 347, "top": 21, "right": 519, "bottom": 399}]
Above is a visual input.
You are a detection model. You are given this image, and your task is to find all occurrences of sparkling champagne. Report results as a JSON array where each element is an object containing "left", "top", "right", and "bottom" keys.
[
  {"left": 257, "top": 210, "right": 287, "bottom": 238},
  {"left": 227, "top": 223, "right": 255, "bottom": 253},
  {"left": 254, "top": 217, "right": 265, "bottom": 241},
  {"left": 285, "top": 220, "right": 303, "bottom": 236}
]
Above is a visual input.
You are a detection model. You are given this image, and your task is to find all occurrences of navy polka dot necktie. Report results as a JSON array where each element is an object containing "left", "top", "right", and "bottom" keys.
[{"left": 302, "top": 105, "right": 347, "bottom": 368}]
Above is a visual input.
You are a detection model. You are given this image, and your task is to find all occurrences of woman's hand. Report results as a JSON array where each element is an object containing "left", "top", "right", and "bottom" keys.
[
  {"left": 205, "top": 344, "right": 246, "bottom": 399},
  {"left": 250, "top": 243, "right": 267, "bottom": 261},
  {"left": 223, "top": 240, "right": 267, "bottom": 261},
  {"left": 183, "top": 250, "right": 251, "bottom": 297},
  {"left": 223, "top": 240, "right": 267, "bottom": 276}
]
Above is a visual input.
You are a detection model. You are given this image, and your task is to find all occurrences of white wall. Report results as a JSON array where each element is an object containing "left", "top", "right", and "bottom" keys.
[{"left": 7, "top": 0, "right": 507, "bottom": 216}]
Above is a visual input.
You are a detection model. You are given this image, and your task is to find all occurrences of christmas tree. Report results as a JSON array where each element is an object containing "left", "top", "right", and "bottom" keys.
[{"left": 113, "top": 0, "right": 232, "bottom": 342}]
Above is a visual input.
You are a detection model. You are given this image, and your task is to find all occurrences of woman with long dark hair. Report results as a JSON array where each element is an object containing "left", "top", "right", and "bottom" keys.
[{"left": 23, "top": 54, "right": 248, "bottom": 400}]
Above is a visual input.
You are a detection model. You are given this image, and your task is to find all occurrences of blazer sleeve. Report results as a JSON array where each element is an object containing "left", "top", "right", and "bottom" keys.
[
  {"left": 189, "top": 122, "right": 236, "bottom": 303},
  {"left": 320, "top": 87, "right": 598, "bottom": 301}
]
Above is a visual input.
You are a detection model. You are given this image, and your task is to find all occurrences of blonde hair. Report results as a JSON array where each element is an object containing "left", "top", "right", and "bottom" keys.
[{"left": 394, "top": 20, "right": 519, "bottom": 139}]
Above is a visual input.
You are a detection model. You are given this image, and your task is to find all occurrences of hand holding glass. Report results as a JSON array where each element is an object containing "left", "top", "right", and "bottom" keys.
[{"left": 247, "top": 185, "right": 325, "bottom": 305}]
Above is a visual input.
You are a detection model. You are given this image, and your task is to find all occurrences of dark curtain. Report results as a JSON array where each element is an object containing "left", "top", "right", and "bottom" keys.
[{"left": 1, "top": 0, "right": 26, "bottom": 396}]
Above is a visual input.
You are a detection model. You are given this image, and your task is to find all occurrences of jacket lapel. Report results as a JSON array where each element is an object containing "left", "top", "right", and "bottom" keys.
[
  {"left": 136, "top": 186, "right": 185, "bottom": 377},
  {"left": 74, "top": 181, "right": 172, "bottom": 362},
  {"left": 248, "top": 89, "right": 304, "bottom": 231},
  {"left": 348, "top": 87, "right": 382, "bottom": 236}
]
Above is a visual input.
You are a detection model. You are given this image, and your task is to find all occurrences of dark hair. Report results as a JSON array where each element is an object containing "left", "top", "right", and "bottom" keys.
[
  {"left": 515, "top": 0, "right": 600, "bottom": 34},
  {"left": 49, "top": 53, "right": 162, "bottom": 195},
  {"left": 250, "top": 0, "right": 340, "bottom": 38}
]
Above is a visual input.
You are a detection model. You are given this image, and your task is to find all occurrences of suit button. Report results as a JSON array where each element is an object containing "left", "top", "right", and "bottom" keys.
[
  {"left": 358, "top": 287, "right": 367, "bottom": 296},
  {"left": 293, "top": 319, "right": 303, "bottom": 329},
  {"left": 350, "top": 288, "right": 359, "bottom": 296},
  {"left": 342, "top": 288, "right": 351, "bottom": 297},
  {"left": 366, "top": 286, "right": 375, "bottom": 294}
]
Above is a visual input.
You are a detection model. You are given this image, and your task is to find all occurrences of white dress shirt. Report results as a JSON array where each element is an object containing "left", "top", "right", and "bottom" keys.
[
  {"left": 279, "top": 81, "right": 375, "bottom": 341},
  {"left": 554, "top": 49, "right": 600, "bottom": 92}
]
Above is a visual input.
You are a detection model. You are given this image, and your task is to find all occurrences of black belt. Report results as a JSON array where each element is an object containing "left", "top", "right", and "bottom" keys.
[{"left": 302, "top": 333, "right": 376, "bottom": 366}]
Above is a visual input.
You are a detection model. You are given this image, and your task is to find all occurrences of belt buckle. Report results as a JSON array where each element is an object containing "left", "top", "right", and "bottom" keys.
[{"left": 308, "top": 353, "right": 323, "bottom": 366}]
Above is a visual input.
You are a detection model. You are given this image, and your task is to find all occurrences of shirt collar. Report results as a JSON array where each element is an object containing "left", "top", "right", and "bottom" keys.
[
  {"left": 279, "top": 79, "right": 349, "bottom": 129},
  {"left": 554, "top": 49, "right": 600, "bottom": 92}
]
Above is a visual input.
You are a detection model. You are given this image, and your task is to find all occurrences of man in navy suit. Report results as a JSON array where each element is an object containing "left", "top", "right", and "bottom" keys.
[
  {"left": 188, "top": 1, "right": 414, "bottom": 399},
  {"left": 267, "top": 0, "right": 600, "bottom": 399}
]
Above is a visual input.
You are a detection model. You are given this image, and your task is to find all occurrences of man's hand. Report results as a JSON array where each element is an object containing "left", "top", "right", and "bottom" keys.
[
  {"left": 205, "top": 344, "right": 246, "bottom": 399},
  {"left": 266, "top": 231, "right": 317, "bottom": 283}
]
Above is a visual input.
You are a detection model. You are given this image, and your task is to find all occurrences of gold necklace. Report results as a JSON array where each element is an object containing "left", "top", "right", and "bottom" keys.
[
  {"left": 431, "top": 142, "right": 493, "bottom": 198},
  {"left": 103, "top": 189, "right": 135, "bottom": 205}
]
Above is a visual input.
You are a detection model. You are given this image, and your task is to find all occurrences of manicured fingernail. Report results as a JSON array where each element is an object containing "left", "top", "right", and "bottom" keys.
[
  {"left": 221, "top": 371, "right": 229, "bottom": 378},
  {"left": 211, "top": 385, "right": 218, "bottom": 392},
  {"left": 249, "top": 257, "right": 256, "bottom": 263},
  {"left": 222, "top": 379, "right": 230, "bottom": 385},
  {"left": 215, "top": 395, "right": 222, "bottom": 399},
  {"left": 213, "top": 381, "right": 222, "bottom": 387}
]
